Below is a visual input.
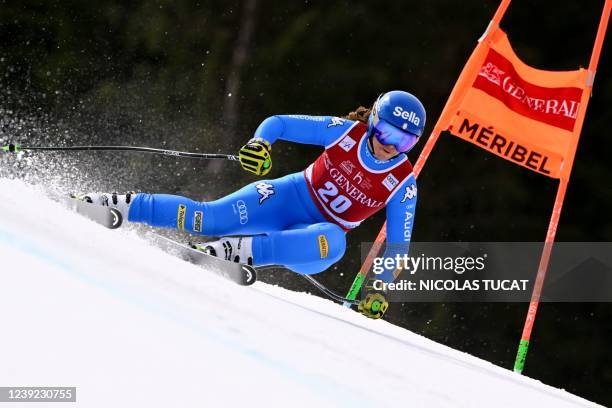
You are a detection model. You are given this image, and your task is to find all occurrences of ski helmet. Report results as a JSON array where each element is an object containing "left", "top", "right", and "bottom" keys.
[{"left": 367, "top": 90, "right": 426, "bottom": 153}]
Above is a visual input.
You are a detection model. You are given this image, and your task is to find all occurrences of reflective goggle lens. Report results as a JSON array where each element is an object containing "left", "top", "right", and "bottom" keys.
[{"left": 371, "top": 119, "right": 419, "bottom": 153}]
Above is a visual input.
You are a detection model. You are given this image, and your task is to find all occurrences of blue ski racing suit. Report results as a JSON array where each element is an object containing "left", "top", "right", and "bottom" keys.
[{"left": 127, "top": 115, "right": 417, "bottom": 282}]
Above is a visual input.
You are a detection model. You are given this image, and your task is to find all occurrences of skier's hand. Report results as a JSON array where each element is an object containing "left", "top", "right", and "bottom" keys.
[
  {"left": 239, "top": 138, "right": 272, "bottom": 176},
  {"left": 358, "top": 292, "right": 389, "bottom": 319}
]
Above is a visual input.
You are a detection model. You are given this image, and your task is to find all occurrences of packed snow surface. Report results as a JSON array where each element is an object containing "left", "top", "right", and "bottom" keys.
[{"left": 0, "top": 179, "right": 600, "bottom": 407}]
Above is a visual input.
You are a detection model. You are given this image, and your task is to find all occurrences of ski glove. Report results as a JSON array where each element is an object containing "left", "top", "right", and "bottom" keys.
[
  {"left": 358, "top": 292, "right": 389, "bottom": 319},
  {"left": 239, "top": 138, "right": 272, "bottom": 176}
]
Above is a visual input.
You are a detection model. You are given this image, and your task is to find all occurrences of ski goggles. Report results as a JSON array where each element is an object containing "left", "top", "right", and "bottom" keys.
[{"left": 370, "top": 119, "right": 419, "bottom": 153}]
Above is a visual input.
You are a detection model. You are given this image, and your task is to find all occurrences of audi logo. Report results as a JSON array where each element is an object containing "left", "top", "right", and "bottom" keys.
[{"left": 236, "top": 200, "right": 248, "bottom": 224}]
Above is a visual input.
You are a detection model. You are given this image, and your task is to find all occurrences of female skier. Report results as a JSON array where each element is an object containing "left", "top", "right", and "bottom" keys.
[{"left": 82, "top": 90, "right": 424, "bottom": 319}]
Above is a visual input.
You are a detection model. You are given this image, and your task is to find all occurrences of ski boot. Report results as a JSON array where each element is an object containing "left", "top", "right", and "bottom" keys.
[
  {"left": 71, "top": 192, "right": 136, "bottom": 218},
  {"left": 191, "top": 236, "right": 254, "bottom": 266}
]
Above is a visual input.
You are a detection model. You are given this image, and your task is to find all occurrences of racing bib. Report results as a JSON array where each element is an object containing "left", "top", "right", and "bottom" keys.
[{"left": 304, "top": 121, "right": 413, "bottom": 230}]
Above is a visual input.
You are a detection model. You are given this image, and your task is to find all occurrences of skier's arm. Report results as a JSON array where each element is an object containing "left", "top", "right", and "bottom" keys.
[
  {"left": 253, "top": 115, "right": 353, "bottom": 147},
  {"left": 357, "top": 177, "right": 416, "bottom": 319},
  {"left": 376, "top": 174, "right": 418, "bottom": 283},
  {"left": 239, "top": 115, "right": 353, "bottom": 176}
]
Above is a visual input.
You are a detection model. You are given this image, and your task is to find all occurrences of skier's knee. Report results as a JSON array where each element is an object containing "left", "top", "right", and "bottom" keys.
[
  {"left": 314, "top": 223, "right": 346, "bottom": 263},
  {"left": 282, "top": 225, "right": 345, "bottom": 275}
]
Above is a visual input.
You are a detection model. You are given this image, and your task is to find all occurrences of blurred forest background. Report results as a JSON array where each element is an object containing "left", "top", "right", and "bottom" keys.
[{"left": 1, "top": 0, "right": 610, "bottom": 405}]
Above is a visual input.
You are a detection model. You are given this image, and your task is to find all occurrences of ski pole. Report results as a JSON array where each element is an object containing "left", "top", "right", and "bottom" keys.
[
  {"left": 301, "top": 274, "right": 360, "bottom": 306},
  {"left": 255, "top": 265, "right": 360, "bottom": 306},
  {"left": 1, "top": 143, "right": 239, "bottom": 161}
]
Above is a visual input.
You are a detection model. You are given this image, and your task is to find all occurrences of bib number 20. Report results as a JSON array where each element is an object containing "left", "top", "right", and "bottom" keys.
[{"left": 317, "top": 181, "right": 352, "bottom": 214}]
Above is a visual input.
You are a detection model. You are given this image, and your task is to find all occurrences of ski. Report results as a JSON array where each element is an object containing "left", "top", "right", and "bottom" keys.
[
  {"left": 151, "top": 234, "right": 257, "bottom": 286},
  {"left": 65, "top": 197, "right": 256, "bottom": 286},
  {"left": 65, "top": 195, "right": 123, "bottom": 229}
]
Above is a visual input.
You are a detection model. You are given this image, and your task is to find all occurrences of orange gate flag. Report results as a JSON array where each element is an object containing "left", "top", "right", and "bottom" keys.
[{"left": 439, "top": 26, "right": 590, "bottom": 180}]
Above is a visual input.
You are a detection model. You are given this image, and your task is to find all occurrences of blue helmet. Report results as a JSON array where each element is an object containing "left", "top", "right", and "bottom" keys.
[{"left": 367, "top": 90, "right": 426, "bottom": 153}]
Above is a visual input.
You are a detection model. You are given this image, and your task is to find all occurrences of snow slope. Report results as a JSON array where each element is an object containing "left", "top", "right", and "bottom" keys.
[{"left": 0, "top": 179, "right": 600, "bottom": 408}]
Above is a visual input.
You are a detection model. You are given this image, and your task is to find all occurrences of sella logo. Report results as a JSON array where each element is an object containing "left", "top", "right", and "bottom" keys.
[{"left": 393, "top": 106, "right": 420, "bottom": 126}]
